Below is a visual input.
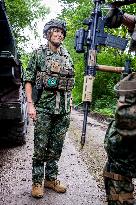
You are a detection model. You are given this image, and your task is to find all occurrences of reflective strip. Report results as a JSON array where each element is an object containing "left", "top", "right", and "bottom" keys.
[
  {"left": 103, "top": 171, "right": 130, "bottom": 181},
  {"left": 108, "top": 193, "right": 134, "bottom": 203},
  {"left": 54, "top": 91, "right": 60, "bottom": 114}
]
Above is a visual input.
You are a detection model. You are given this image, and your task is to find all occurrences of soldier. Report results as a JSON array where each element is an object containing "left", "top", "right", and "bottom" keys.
[
  {"left": 24, "top": 19, "right": 74, "bottom": 198},
  {"left": 103, "top": 5, "right": 136, "bottom": 205}
]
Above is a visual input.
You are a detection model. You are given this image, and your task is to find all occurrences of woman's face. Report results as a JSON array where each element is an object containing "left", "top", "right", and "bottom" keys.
[{"left": 50, "top": 28, "right": 64, "bottom": 46}]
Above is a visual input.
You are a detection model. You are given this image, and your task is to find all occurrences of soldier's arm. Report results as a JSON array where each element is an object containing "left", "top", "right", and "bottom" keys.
[
  {"left": 24, "top": 51, "right": 38, "bottom": 120},
  {"left": 122, "top": 13, "right": 136, "bottom": 32},
  {"left": 25, "top": 82, "right": 33, "bottom": 103},
  {"left": 25, "top": 82, "right": 36, "bottom": 120},
  {"left": 24, "top": 50, "right": 38, "bottom": 101},
  {"left": 105, "top": 7, "right": 136, "bottom": 31},
  {"left": 122, "top": 14, "right": 136, "bottom": 51}
]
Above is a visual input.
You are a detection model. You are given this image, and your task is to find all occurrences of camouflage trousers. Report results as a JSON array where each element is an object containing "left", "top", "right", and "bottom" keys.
[
  {"left": 32, "top": 111, "right": 70, "bottom": 184},
  {"left": 104, "top": 120, "right": 136, "bottom": 205}
]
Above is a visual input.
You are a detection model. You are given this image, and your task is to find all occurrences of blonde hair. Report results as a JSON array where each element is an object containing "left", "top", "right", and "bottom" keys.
[{"left": 46, "top": 28, "right": 54, "bottom": 40}]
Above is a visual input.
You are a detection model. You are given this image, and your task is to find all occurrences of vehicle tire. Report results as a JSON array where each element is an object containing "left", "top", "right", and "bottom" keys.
[
  {"left": 9, "top": 120, "right": 27, "bottom": 145},
  {"left": 0, "top": 119, "right": 27, "bottom": 146}
]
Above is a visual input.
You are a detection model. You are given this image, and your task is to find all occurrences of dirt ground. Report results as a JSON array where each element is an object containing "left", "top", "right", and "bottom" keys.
[
  {"left": 69, "top": 109, "right": 108, "bottom": 201},
  {"left": 0, "top": 109, "right": 108, "bottom": 205}
]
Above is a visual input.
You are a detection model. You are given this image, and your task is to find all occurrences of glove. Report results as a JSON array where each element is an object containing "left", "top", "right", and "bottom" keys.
[{"left": 105, "top": 7, "right": 124, "bottom": 28}]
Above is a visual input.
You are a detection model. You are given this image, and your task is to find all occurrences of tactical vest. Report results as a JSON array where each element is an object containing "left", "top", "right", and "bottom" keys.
[
  {"left": 114, "top": 73, "right": 136, "bottom": 138},
  {"left": 35, "top": 45, "right": 74, "bottom": 92}
]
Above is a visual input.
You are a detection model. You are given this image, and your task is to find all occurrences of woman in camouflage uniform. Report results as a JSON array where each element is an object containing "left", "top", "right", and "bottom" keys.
[
  {"left": 25, "top": 19, "right": 74, "bottom": 198},
  {"left": 103, "top": 6, "right": 136, "bottom": 205}
]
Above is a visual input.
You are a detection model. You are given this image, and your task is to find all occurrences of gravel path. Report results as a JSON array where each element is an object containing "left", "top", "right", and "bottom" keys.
[
  {"left": 0, "top": 110, "right": 108, "bottom": 205},
  {"left": 69, "top": 109, "right": 108, "bottom": 203}
]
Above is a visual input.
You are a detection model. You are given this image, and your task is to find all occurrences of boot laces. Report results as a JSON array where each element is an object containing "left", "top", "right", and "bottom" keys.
[{"left": 54, "top": 179, "right": 60, "bottom": 186}]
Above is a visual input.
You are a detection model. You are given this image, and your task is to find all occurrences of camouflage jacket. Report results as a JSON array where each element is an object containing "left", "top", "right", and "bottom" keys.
[
  {"left": 114, "top": 73, "right": 136, "bottom": 137},
  {"left": 24, "top": 44, "right": 74, "bottom": 114}
]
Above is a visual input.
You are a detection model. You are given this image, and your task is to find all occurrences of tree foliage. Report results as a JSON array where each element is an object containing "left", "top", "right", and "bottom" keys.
[
  {"left": 5, "top": 0, "right": 49, "bottom": 44},
  {"left": 3, "top": 0, "right": 49, "bottom": 68}
]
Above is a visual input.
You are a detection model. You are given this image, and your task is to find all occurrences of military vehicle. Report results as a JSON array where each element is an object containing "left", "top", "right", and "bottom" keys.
[{"left": 0, "top": 0, "right": 28, "bottom": 145}]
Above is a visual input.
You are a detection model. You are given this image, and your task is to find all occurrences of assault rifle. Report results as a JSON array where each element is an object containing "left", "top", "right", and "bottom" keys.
[{"left": 75, "top": 0, "right": 129, "bottom": 148}]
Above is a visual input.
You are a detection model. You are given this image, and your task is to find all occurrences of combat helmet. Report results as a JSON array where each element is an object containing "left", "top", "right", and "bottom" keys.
[{"left": 43, "top": 19, "right": 67, "bottom": 38}]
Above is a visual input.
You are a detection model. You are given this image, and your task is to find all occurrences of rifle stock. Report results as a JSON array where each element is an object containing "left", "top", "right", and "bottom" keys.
[{"left": 96, "top": 65, "right": 124, "bottom": 73}]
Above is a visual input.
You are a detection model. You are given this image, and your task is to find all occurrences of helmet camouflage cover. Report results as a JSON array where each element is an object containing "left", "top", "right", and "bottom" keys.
[{"left": 43, "top": 19, "right": 67, "bottom": 38}]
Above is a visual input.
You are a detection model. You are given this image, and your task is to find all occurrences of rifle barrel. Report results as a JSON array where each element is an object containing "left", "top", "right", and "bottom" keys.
[{"left": 81, "top": 102, "right": 89, "bottom": 148}]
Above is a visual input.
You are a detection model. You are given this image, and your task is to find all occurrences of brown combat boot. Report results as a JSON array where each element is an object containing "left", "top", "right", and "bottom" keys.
[
  {"left": 44, "top": 179, "right": 67, "bottom": 193},
  {"left": 31, "top": 181, "right": 44, "bottom": 198}
]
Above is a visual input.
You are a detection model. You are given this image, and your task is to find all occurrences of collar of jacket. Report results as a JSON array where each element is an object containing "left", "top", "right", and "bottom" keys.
[{"left": 43, "top": 44, "right": 63, "bottom": 56}]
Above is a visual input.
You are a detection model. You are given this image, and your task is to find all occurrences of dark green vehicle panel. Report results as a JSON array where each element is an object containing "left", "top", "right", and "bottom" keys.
[{"left": 0, "top": 0, "right": 28, "bottom": 145}]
